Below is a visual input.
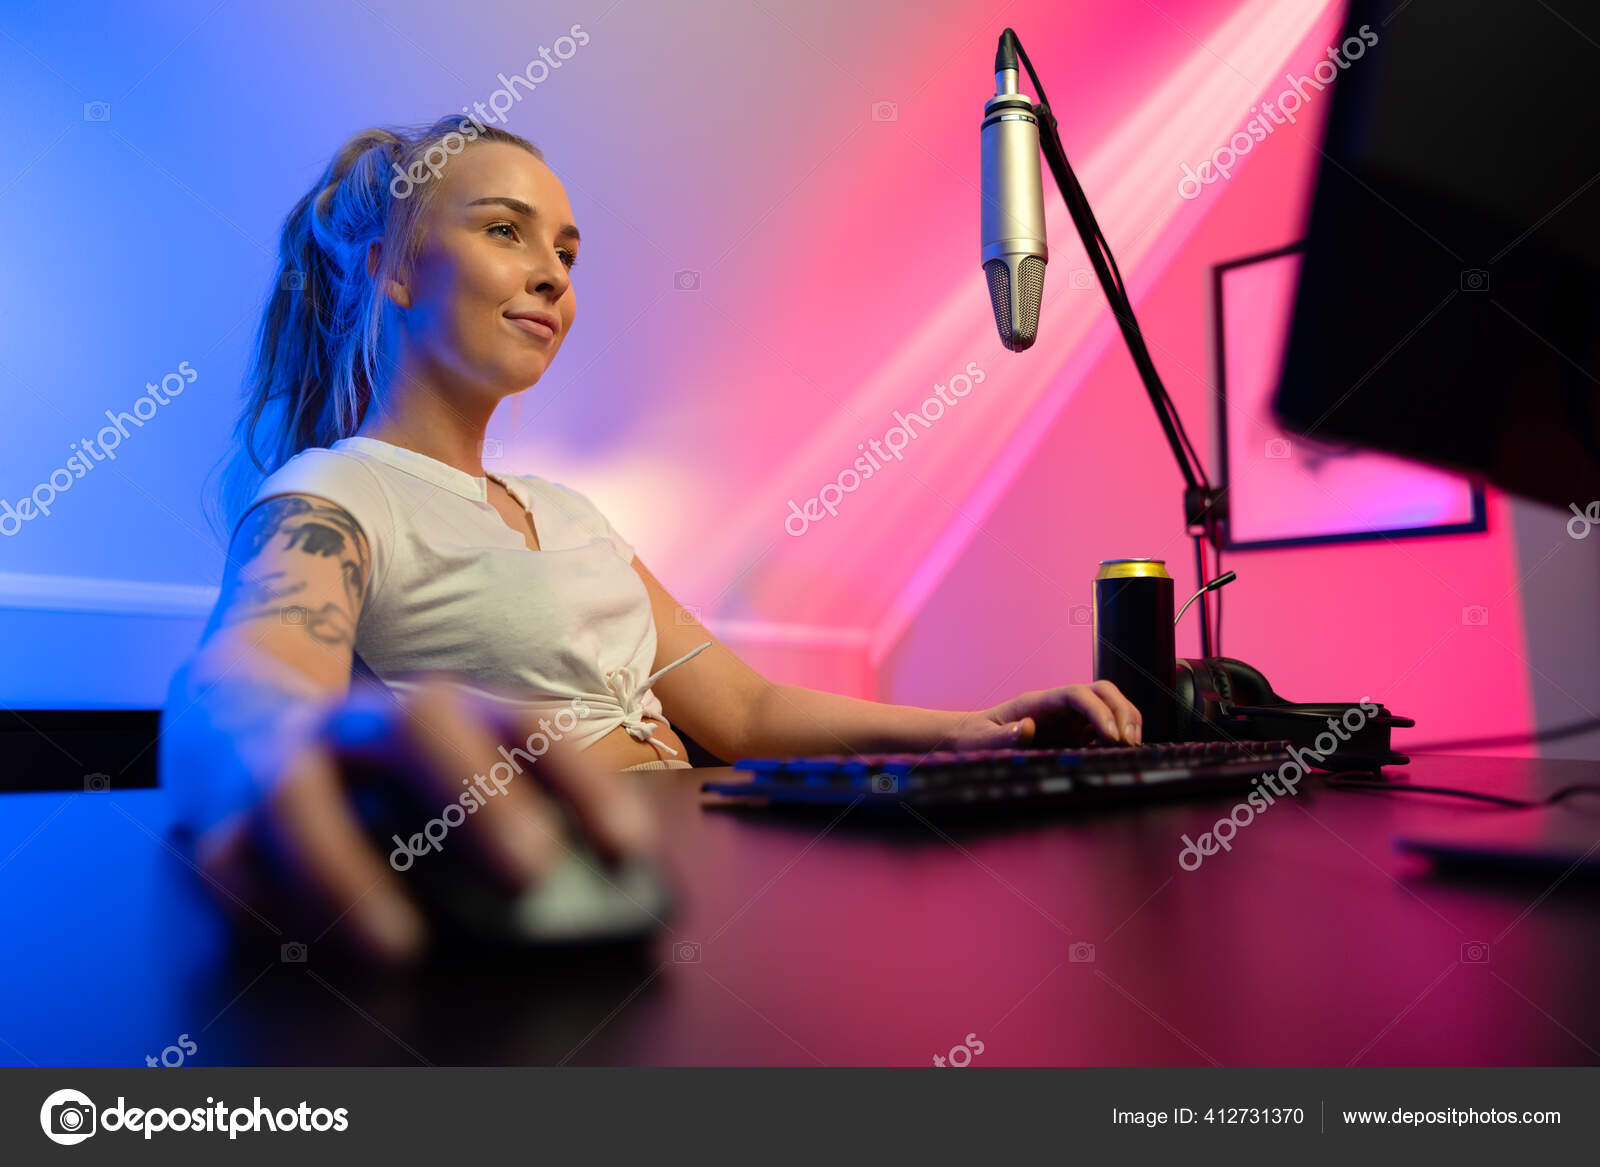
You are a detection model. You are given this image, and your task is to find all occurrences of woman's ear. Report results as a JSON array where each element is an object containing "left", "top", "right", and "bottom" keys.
[{"left": 366, "top": 239, "right": 411, "bottom": 309}]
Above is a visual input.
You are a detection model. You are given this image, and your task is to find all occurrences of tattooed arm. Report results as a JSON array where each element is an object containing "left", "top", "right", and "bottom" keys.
[
  {"left": 194, "top": 494, "right": 371, "bottom": 687},
  {"left": 163, "top": 493, "right": 374, "bottom": 832},
  {"left": 162, "top": 491, "right": 664, "bottom": 964}
]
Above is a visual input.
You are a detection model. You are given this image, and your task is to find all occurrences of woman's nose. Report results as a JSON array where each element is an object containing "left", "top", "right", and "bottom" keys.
[{"left": 530, "top": 252, "right": 569, "bottom": 298}]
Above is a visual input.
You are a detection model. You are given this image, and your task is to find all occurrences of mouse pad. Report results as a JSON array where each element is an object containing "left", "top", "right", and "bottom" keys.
[{"left": 1395, "top": 806, "right": 1600, "bottom": 876}]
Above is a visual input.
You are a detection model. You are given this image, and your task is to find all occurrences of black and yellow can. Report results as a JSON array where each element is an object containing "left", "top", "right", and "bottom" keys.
[{"left": 1093, "top": 559, "right": 1177, "bottom": 743}]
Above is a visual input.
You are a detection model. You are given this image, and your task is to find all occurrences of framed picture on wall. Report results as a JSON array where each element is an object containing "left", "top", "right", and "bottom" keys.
[{"left": 1211, "top": 241, "right": 1486, "bottom": 551}]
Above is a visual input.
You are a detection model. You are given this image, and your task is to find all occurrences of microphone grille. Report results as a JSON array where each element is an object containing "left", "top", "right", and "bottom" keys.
[
  {"left": 985, "top": 256, "right": 1047, "bottom": 352},
  {"left": 1016, "top": 255, "right": 1045, "bottom": 344},
  {"left": 984, "top": 259, "right": 1013, "bottom": 347}
]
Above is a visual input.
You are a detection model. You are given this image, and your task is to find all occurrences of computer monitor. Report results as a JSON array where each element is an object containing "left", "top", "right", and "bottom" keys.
[
  {"left": 1214, "top": 241, "right": 1485, "bottom": 549},
  {"left": 1274, "top": 0, "right": 1600, "bottom": 511}
]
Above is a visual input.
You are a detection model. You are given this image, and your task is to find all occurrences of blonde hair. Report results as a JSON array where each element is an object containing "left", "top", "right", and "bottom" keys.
[{"left": 207, "top": 116, "right": 543, "bottom": 541}]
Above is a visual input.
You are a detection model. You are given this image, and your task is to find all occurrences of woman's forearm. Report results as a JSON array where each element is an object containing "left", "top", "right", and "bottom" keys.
[
  {"left": 160, "top": 642, "right": 339, "bottom": 834},
  {"left": 739, "top": 682, "right": 973, "bottom": 757}
]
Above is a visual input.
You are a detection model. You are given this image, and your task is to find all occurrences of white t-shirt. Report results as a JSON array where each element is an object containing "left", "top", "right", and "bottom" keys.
[{"left": 246, "top": 436, "right": 707, "bottom": 758}]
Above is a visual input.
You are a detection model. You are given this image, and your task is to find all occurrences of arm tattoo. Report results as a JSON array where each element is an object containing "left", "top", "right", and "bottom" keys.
[{"left": 206, "top": 496, "right": 371, "bottom": 645}]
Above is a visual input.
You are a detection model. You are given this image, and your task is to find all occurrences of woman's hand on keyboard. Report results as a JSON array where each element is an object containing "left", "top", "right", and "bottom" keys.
[
  {"left": 951, "top": 681, "right": 1142, "bottom": 749},
  {"left": 191, "top": 678, "right": 659, "bottom": 965}
]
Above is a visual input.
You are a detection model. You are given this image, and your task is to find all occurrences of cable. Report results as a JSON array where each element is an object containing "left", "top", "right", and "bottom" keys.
[
  {"left": 1010, "top": 29, "right": 1226, "bottom": 659},
  {"left": 1215, "top": 547, "right": 1224, "bottom": 655},
  {"left": 1192, "top": 536, "right": 1210, "bottom": 656},
  {"left": 1325, "top": 777, "right": 1600, "bottom": 809},
  {"left": 1400, "top": 715, "right": 1600, "bottom": 752}
]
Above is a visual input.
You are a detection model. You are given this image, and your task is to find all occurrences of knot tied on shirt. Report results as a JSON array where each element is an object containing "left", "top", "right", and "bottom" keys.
[{"left": 599, "top": 640, "right": 713, "bottom": 757}]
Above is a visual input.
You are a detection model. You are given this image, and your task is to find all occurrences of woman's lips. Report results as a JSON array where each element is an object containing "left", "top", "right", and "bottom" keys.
[{"left": 507, "top": 315, "right": 555, "bottom": 340}]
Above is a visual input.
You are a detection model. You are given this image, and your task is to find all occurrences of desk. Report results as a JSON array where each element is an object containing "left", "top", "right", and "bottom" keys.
[{"left": 0, "top": 754, "right": 1596, "bottom": 1066}]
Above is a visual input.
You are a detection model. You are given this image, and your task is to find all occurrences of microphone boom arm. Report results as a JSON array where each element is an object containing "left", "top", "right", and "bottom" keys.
[{"left": 1003, "top": 28, "right": 1226, "bottom": 656}]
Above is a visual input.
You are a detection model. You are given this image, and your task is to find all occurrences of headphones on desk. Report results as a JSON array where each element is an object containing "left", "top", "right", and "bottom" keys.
[{"left": 1172, "top": 656, "right": 1413, "bottom": 770}]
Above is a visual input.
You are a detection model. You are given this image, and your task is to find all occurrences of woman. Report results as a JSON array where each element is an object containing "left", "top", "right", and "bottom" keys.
[{"left": 161, "top": 116, "right": 1143, "bottom": 965}]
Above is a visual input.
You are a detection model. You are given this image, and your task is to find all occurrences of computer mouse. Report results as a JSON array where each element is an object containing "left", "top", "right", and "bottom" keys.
[{"left": 349, "top": 780, "right": 673, "bottom": 948}]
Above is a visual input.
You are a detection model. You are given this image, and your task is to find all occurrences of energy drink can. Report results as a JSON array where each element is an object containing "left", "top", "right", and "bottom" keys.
[{"left": 1093, "top": 559, "right": 1177, "bottom": 743}]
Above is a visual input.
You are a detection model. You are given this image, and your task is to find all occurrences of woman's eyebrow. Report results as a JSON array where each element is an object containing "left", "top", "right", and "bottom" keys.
[{"left": 466, "top": 196, "right": 580, "bottom": 243}]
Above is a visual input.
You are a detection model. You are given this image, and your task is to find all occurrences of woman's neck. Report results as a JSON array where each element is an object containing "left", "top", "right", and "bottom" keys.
[{"left": 354, "top": 379, "right": 499, "bottom": 479}]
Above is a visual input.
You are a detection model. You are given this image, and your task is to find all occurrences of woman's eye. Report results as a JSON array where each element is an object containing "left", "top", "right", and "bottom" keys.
[{"left": 488, "top": 223, "right": 575, "bottom": 270}]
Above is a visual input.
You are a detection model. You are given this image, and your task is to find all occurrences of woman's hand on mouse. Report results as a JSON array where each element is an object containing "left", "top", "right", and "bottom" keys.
[
  {"left": 944, "top": 681, "right": 1143, "bottom": 750},
  {"left": 191, "top": 678, "right": 658, "bottom": 966}
]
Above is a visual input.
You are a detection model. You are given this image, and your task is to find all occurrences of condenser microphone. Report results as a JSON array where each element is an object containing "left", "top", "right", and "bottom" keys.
[{"left": 981, "top": 29, "right": 1047, "bottom": 352}]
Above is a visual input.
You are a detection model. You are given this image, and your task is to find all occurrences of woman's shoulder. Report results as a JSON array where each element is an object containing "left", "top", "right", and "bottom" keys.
[
  {"left": 247, "top": 445, "right": 400, "bottom": 595},
  {"left": 258, "top": 445, "right": 390, "bottom": 499},
  {"left": 251, "top": 445, "right": 397, "bottom": 539}
]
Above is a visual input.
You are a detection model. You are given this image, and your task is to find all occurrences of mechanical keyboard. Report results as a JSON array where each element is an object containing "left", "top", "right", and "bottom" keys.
[{"left": 702, "top": 739, "right": 1297, "bottom": 813}]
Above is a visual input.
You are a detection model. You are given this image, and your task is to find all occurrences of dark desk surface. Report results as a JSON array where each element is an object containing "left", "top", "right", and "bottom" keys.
[{"left": 1, "top": 754, "right": 1597, "bottom": 1067}]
